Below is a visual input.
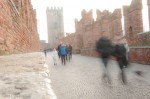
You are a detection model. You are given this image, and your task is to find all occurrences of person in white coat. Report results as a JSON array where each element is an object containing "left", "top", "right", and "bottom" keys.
[{"left": 52, "top": 48, "right": 59, "bottom": 65}]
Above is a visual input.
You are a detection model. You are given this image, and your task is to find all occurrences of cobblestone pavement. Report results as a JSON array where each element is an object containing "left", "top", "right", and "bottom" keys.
[
  {"left": 47, "top": 52, "right": 150, "bottom": 99},
  {"left": 0, "top": 52, "right": 56, "bottom": 99}
]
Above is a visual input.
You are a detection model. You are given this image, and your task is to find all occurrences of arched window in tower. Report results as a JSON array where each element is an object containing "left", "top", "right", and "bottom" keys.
[{"left": 129, "top": 26, "right": 133, "bottom": 39}]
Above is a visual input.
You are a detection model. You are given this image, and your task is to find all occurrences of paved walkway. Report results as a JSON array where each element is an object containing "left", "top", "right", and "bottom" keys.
[
  {"left": 47, "top": 52, "right": 150, "bottom": 99},
  {"left": 0, "top": 52, "right": 55, "bottom": 99}
]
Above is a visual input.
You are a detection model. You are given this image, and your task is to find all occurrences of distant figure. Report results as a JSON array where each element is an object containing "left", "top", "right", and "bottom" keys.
[
  {"left": 57, "top": 42, "right": 62, "bottom": 59},
  {"left": 60, "top": 44, "right": 67, "bottom": 65},
  {"left": 68, "top": 44, "right": 73, "bottom": 61},
  {"left": 52, "top": 48, "right": 59, "bottom": 66},
  {"left": 65, "top": 44, "right": 69, "bottom": 61},
  {"left": 43, "top": 49, "right": 47, "bottom": 57}
]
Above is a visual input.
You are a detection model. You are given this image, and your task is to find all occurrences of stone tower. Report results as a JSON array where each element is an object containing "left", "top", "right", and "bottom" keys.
[{"left": 46, "top": 7, "right": 64, "bottom": 48}]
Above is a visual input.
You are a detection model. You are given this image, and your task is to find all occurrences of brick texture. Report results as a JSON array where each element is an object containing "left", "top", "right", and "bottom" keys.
[{"left": 0, "top": 0, "right": 40, "bottom": 55}]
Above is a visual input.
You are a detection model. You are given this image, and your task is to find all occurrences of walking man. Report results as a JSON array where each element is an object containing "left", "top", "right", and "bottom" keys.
[
  {"left": 67, "top": 44, "right": 72, "bottom": 61},
  {"left": 113, "top": 44, "right": 129, "bottom": 84},
  {"left": 96, "top": 37, "right": 112, "bottom": 83}
]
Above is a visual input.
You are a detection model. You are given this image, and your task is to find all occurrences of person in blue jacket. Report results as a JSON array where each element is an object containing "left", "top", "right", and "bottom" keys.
[{"left": 60, "top": 44, "right": 67, "bottom": 65}]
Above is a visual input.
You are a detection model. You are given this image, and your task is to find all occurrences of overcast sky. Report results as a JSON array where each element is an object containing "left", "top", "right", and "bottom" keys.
[{"left": 31, "top": 0, "right": 132, "bottom": 42}]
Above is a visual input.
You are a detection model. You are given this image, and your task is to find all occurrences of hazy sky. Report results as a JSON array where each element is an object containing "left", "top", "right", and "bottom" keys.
[{"left": 31, "top": 0, "right": 132, "bottom": 41}]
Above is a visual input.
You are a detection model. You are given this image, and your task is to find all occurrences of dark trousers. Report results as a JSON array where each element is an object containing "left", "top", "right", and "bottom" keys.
[
  {"left": 61, "top": 55, "right": 66, "bottom": 65},
  {"left": 120, "top": 69, "right": 126, "bottom": 84},
  {"left": 101, "top": 57, "right": 109, "bottom": 67},
  {"left": 101, "top": 57, "right": 111, "bottom": 83},
  {"left": 66, "top": 53, "right": 68, "bottom": 61},
  {"left": 117, "top": 56, "right": 128, "bottom": 84},
  {"left": 58, "top": 52, "right": 61, "bottom": 59},
  {"left": 68, "top": 52, "right": 72, "bottom": 61},
  {"left": 117, "top": 55, "right": 128, "bottom": 69},
  {"left": 44, "top": 52, "right": 47, "bottom": 57}
]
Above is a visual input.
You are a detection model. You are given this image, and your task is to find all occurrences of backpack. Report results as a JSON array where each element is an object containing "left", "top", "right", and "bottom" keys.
[
  {"left": 114, "top": 44, "right": 126, "bottom": 57},
  {"left": 60, "top": 46, "right": 67, "bottom": 55}
]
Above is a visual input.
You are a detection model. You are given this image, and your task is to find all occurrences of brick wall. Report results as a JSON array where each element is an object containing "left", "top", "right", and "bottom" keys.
[
  {"left": 57, "top": 0, "right": 150, "bottom": 64},
  {"left": 129, "top": 47, "right": 150, "bottom": 64},
  {"left": 128, "top": 32, "right": 150, "bottom": 64},
  {"left": 123, "top": 0, "right": 143, "bottom": 46},
  {"left": 0, "top": 0, "right": 40, "bottom": 55},
  {"left": 122, "top": 0, "right": 150, "bottom": 64}
]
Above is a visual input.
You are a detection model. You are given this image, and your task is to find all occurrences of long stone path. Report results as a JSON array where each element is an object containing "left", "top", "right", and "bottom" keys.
[
  {"left": 47, "top": 52, "right": 150, "bottom": 99},
  {"left": 0, "top": 52, "right": 150, "bottom": 99}
]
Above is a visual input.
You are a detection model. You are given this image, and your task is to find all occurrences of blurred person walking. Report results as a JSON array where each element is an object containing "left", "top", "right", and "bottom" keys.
[
  {"left": 96, "top": 37, "right": 130, "bottom": 84},
  {"left": 113, "top": 44, "right": 129, "bottom": 84},
  {"left": 96, "top": 37, "right": 112, "bottom": 83}
]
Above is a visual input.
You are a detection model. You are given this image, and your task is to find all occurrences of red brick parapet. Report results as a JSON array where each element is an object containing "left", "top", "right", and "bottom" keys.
[
  {"left": 0, "top": 0, "right": 40, "bottom": 55},
  {"left": 129, "top": 46, "right": 150, "bottom": 64}
]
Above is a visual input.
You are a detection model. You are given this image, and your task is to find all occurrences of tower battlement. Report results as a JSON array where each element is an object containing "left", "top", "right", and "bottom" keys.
[
  {"left": 46, "top": 6, "right": 64, "bottom": 48},
  {"left": 47, "top": 6, "right": 63, "bottom": 11}
]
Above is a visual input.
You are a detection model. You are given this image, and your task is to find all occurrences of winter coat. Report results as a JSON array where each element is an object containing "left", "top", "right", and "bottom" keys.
[
  {"left": 96, "top": 37, "right": 112, "bottom": 58},
  {"left": 60, "top": 46, "right": 67, "bottom": 55}
]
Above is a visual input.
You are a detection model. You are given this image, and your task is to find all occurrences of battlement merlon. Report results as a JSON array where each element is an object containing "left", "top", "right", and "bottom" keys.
[
  {"left": 111, "top": 8, "right": 122, "bottom": 18},
  {"left": 74, "top": 19, "right": 79, "bottom": 23},
  {"left": 81, "top": 9, "right": 93, "bottom": 18},
  {"left": 129, "top": 0, "right": 142, "bottom": 12},
  {"left": 47, "top": 6, "right": 63, "bottom": 11},
  {"left": 96, "top": 9, "right": 102, "bottom": 21},
  {"left": 81, "top": 9, "right": 94, "bottom": 23},
  {"left": 96, "top": 10, "right": 111, "bottom": 21}
]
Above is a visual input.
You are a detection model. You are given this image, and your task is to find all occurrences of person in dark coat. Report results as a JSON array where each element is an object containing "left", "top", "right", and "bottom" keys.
[
  {"left": 96, "top": 37, "right": 113, "bottom": 83},
  {"left": 68, "top": 44, "right": 73, "bottom": 61},
  {"left": 43, "top": 49, "right": 47, "bottom": 57},
  {"left": 96, "top": 37, "right": 130, "bottom": 84},
  {"left": 96, "top": 37, "right": 112, "bottom": 67},
  {"left": 114, "top": 44, "right": 128, "bottom": 67},
  {"left": 57, "top": 42, "right": 62, "bottom": 59},
  {"left": 113, "top": 44, "right": 129, "bottom": 84}
]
